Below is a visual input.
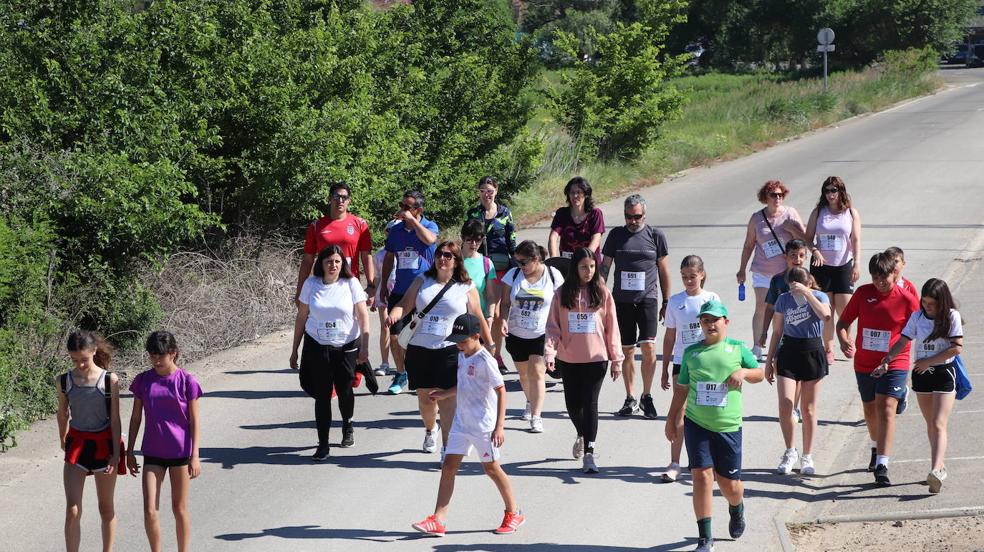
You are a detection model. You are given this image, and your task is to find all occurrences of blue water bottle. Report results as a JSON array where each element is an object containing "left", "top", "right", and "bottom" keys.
[{"left": 738, "top": 282, "right": 746, "bottom": 302}]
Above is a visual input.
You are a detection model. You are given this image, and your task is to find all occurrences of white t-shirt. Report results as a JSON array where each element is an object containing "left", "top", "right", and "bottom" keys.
[
  {"left": 373, "top": 248, "right": 397, "bottom": 304},
  {"left": 410, "top": 277, "right": 475, "bottom": 349},
  {"left": 664, "top": 289, "right": 721, "bottom": 364},
  {"left": 901, "top": 309, "right": 963, "bottom": 364},
  {"left": 300, "top": 276, "right": 367, "bottom": 346},
  {"left": 504, "top": 266, "right": 565, "bottom": 339},
  {"left": 452, "top": 348, "right": 505, "bottom": 435}
]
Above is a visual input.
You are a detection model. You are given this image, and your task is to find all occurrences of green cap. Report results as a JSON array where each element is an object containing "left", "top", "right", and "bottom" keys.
[{"left": 697, "top": 299, "right": 728, "bottom": 319}]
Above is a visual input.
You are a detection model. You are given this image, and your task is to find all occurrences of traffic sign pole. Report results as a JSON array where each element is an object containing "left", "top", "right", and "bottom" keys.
[{"left": 817, "top": 28, "right": 835, "bottom": 93}]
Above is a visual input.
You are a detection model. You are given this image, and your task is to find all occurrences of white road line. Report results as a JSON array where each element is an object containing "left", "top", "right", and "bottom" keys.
[
  {"left": 954, "top": 409, "right": 984, "bottom": 415},
  {"left": 891, "top": 455, "right": 984, "bottom": 464}
]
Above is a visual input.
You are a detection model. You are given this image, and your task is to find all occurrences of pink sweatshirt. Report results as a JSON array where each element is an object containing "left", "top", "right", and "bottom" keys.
[{"left": 544, "top": 285, "right": 624, "bottom": 367}]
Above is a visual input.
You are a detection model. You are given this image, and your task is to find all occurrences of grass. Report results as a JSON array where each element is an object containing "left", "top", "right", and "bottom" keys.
[{"left": 510, "top": 62, "right": 942, "bottom": 225}]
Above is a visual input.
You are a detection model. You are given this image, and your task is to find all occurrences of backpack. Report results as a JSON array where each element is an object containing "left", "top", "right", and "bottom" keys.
[
  {"left": 61, "top": 371, "right": 112, "bottom": 419},
  {"left": 511, "top": 265, "right": 556, "bottom": 288},
  {"left": 955, "top": 354, "right": 972, "bottom": 400}
]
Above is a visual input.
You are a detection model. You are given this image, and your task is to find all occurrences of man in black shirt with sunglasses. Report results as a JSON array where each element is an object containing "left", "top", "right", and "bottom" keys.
[{"left": 601, "top": 194, "right": 671, "bottom": 419}]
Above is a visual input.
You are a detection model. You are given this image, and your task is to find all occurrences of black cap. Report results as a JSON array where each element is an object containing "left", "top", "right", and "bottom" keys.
[{"left": 446, "top": 313, "right": 481, "bottom": 343}]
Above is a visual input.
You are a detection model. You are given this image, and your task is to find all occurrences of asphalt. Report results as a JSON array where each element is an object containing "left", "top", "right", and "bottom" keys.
[{"left": 1, "top": 66, "right": 983, "bottom": 552}]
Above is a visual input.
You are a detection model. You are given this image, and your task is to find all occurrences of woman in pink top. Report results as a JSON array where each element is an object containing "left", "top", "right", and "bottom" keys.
[
  {"left": 736, "top": 180, "right": 805, "bottom": 360},
  {"left": 545, "top": 248, "right": 624, "bottom": 474},
  {"left": 805, "top": 176, "right": 862, "bottom": 363}
]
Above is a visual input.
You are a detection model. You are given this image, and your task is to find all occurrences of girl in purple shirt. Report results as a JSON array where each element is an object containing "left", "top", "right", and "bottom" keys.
[{"left": 127, "top": 331, "right": 202, "bottom": 552}]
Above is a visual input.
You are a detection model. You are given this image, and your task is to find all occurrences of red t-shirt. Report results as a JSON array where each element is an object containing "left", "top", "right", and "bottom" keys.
[
  {"left": 303, "top": 214, "right": 372, "bottom": 277},
  {"left": 839, "top": 283, "right": 920, "bottom": 373},
  {"left": 898, "top": 276, "right": 918, "bottom": 297}
]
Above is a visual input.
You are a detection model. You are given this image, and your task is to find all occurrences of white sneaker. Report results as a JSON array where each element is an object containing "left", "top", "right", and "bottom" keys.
[
  {"left": 530, "top": 416, "right": 544, "bottom": 433},
  {"left": 521, "top": 402, "right": 531, "bottom": 421},
  {"left": 793, "top": 407, "right": 802, "bottom": 423},
  {"left": 752, "top": 345, "right": 766, "bottom": 362},
  {"left": 374, "top": 362, "right": 389, "bottom": 376},
  {"left": 928, "top": 468, "right": 947, "bottom": 493},
  {"left": 661, "top": 462, "right": 682, "bottom": 482},
  {"left": 582, "top": 452, "right": 599, "bottom": 474},
  {"left": 572, "top": 436, "right": 584, "bottom": 459},
  {"left": 800, "top": 454, "right": 815, "bottom": 476},
  {"left": 422, "top": 430, "right": 437, "bottom": 453},
  {"left": 777, "top": 448, "right": 798, "bottom": 475}
]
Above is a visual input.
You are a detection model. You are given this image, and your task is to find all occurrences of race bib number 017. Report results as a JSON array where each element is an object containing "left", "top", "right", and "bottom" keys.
[{"left": 696, "top": 381, "right": 728, "bottom": 407}]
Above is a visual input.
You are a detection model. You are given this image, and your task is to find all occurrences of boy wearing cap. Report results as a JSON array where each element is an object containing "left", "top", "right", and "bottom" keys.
[
  {"left": 412, "top": 314, "right": 524, "bottom": 537},
  {"left": 665, "top": 299, "right": 762, "bottom": 552}
]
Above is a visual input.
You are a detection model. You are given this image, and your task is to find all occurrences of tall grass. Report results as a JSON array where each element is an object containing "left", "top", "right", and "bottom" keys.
[{"left": 511, "top": 55, "right": 942, "bottom": 225}]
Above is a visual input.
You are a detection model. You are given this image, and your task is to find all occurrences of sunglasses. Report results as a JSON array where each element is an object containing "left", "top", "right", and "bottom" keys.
[
  {"left": 479, "top": 188, "right": 496, "bottom": 195},
  {"left": 624, "top": 213, "right": 644, "bottom": 221},
  {"left": 400, "top": 202, "right": 418, "bottom": 211},
  {"left": 331, "top": 194, "right": 351, "bottom": 202},
  {"left": 436, "top": 251, "right": 454, "bottom": 260},
  {"left": 824, "top": 187, "right": 839, "bottom": 194},
  {"left": 515, "top": 257, "right": 531, "bottom": 267},
  {"left": 463, "top": 236, "right": 484, "bottom": 243},
  {"left": 769, "top": 192, "right": 785, "bottom": 199}
]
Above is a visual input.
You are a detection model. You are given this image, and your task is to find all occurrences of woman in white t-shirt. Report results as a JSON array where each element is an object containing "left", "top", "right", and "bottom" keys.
[
  {"left": 496, "top": 240, "right": 565, "bottom": 433},
  {"left": 387, "top": 240, "right": 493, "bottom": 460},
  {"left": 290, "top": 245, "right": 370, "bottom": 461},
  {"left": 880, "top": 278, "right": 963, "bottom": 494},
  {"left": 659, "top": 255, "right": 719, "bottom": 482}
]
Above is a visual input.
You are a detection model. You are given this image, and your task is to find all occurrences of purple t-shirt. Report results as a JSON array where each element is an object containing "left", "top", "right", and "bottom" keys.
[
  {"left": 550, "top": 207, "right": 605, "bottom": 259},
  {"left": 130, "top": 368, "right": 203, "bottom": 459}
]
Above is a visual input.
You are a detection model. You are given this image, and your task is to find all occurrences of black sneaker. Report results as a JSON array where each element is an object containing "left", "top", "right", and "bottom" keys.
[
  {"left": 640, "top": 394, "right": 658, "bottom": 419},
  {"left": 896, "top": 386, "right": 908, "bottom": 415},
  {"left": 616, "top": 396, "right": 639, "bottom": 417},
  {"left": 340, "top": 423, "right": 354, "bottom": 448},
  {"left": 694, "top": 537, "right": 715, "bottom": 552},
  {"left": 312, "top": 445, "right": 330, "bottom": 461},
  {"left": 874, "top": 464, "right": 891, "bottom": 486},
  {"left": 728, "top": 507, "right": 746, "bottom": 539},
  {"left": 867, "top": 447, "right": 877, "bottom": 471}
]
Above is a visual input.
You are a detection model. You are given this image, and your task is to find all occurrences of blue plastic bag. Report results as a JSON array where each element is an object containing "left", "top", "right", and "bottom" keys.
[{"left": 955, "top": 354, "right": 972, "bottom": 400}]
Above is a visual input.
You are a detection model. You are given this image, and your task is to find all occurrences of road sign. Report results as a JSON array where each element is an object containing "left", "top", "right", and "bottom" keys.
[
  {"left": 817, "top": 45, "right": 836, "bottom": 52},
  {"left": 817, "top": 28, "right": 835, "bottom": 46}
]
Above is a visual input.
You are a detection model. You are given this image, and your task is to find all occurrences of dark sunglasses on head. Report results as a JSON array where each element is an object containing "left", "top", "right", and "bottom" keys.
[
  {"left": 824, "top": 187, "right": 839, "bottom": 194},
  {"left": 769, "top": 192, "right": 784, "bottom": 199},
  {"left": 624, "top": 213, "right": 644, "bottom": 220},
  {"left": 436, "top": 251, "right": 454, "bottom": 260}
]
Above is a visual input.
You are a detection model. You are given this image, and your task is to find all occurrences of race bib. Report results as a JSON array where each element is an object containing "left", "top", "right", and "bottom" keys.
[
  {"left": 696, "top": 381, "right": 728, "bottom": 407},
  {"left": 514, "top": 309, "right": 539, "bottom": 331},
  {"left": 680, "top": 322, "right": 704, "bottom": 345},
  {"left": 561, "top": 251, "right": 573, "bottom": 259},
  {"left": 397, "top": 250, "right": 420, "bottom": 270},
  {"left": 568, "top": 312, "right": 597, "bottom": 334},
  {"left": 316, "top": 321, "right": 345, "bottom": 342},
  {"left": 916, "top": 341, "right": 939, "bottom": 360},
  {"left": 620, "top": 271, "right": 646, "bottom": 291},
  {"left": 817, "top": 234, "right": 845, "bottom": 251},
  {"left": 761, "top": 239, "right": 784, "bottom": 259},
  {"left": 419, "top": 314, "right": 448, "bottom": 337},
  {"left": 861, "top": 328, "right": 890, "bottom": 352}
]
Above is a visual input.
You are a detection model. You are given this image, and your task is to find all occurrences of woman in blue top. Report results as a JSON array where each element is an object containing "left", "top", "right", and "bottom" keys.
[{"left": 764, "top": 266, "right": 831, "bottom": 476}]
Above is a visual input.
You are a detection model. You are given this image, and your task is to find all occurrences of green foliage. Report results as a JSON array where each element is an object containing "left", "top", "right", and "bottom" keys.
[{"left": 548, "top": 0, "right": 688, "bottom": 159}]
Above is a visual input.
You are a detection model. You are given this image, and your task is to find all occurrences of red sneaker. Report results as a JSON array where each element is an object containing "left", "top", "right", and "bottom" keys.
[
  {"left": 352, "top": 371, "right": 363, "bottom": 388},
  {"left": 412, "top": 514, "right": 446, "bottom": 537},
  {"left": 331, "top": 387, "right": 337, "bottom": 399},
  {"left": 494, "top": 510, "right": 525, "bottom": 534}
]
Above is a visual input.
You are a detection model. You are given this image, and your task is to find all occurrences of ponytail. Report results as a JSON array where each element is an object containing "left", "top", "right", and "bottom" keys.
[{"left": 67, "top": 330, "right": 114, "bottom": 370}]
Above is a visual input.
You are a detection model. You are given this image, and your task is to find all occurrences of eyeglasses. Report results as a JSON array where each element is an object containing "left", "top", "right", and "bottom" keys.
[
  {"left": 479, "top": 188, "right": 495, "bottom": 195},
  {"left": 331, "top": 194, "right": 351, "bottom": 202},
  {"left": 436, "top": 251, "right": 454, "bottom": 260},
  {"left": 824, "top": 187, "right": 839, "bottom": 194},
  {"left": 624, "top": 213, "right": 644, "bottom": 221},
  {"left": 515, "top": 257, "right": 531, "bottom": 267},
  {"left": 569, "top": 190, "right": 585, "bottom": 197},
  {"left": 769, "top": 192, "right": 785, "bottom": 199},
  {"left": 400, "top": 202, "right": 418, "bottom": 211},
  {"left": 463, "top": 237, "right": 484, "bottom": 244}
]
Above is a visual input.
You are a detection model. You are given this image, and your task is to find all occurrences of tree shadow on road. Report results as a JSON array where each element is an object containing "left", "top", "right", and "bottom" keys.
[{"left": 500, "top": 457, "right": 661, "bottom": 485}]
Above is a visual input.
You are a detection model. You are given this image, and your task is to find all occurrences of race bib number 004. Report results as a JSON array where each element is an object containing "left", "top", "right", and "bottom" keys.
[
  {"left": 861, "top": 328, "right": 890, "bottom": 352},
  {"left": 696, "top": 381, "right": 728, "bottom": 407}
]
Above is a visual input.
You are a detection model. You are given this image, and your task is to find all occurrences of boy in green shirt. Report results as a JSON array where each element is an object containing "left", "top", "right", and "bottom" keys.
[{"left": 665, "top": 299, "right": 763, "bottom": 552}]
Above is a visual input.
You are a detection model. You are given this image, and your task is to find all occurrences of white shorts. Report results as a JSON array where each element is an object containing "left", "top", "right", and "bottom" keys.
[
  {"left": 445, "top": 430, "right": 500, "bottom": 463},
  {"left": 752, "top": 272, "right": 772, "bottom": 289}
]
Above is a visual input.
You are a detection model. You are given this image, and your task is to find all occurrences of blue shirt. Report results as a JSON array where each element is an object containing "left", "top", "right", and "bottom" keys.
[
  {"left": 765, "top": 271, "right": 790, "bottom": 305},
  {"left": 775, "top": 290, "right": 829, "bottom": 339},
  {"left": 385, "top": 217, "right": 439, "bottom": 294}
]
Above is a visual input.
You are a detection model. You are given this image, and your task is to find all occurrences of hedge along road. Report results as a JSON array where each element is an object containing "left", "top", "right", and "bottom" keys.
[{"left": 1, "top": 68, "right": 983, "bottom": 552}]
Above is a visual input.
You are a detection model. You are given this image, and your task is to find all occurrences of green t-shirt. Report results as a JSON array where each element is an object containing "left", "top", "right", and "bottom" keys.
[
  {"left": 679, "top": 337, "right": 758, "bottom": 433},
  {"left": 463, "top": 255, "right": 496, "bottom": 317}
]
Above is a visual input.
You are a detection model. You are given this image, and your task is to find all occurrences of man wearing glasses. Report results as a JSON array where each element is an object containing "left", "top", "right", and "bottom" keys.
[
  {"left": 295, "top": 183, "right": 375, "bottom": 305},
  {"left": 601, "top": 194, "right": 671, "bottom": 419},
  {"left": 380, "top": 190, "right": 439, "bottom": 394}
]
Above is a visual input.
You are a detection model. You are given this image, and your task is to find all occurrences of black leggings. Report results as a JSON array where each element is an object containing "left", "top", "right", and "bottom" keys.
[
  {"left": 300, "top": 333, "right": 356, "bottom": 445},
  {"left": 558, "top": 359, "right": 608, "bottom": 446}
]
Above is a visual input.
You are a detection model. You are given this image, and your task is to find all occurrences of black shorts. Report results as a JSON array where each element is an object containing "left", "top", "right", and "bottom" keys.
[
  {"left": 810, "top": 260, "right": 855, "bottom": 294},
  {"left": 615, "top": 299, "right": 660, "bottom": 347},
  {"left": 776, "top": 336, "right": 828, "bottom": 382},
  {"left": 912, "top": 362, "right": 956, "bottom": 394},
  {"left": 144, "top": 456, "right": 191, "bottom": 468},
  {"left": 405, "top": 344, "right": 458, "bottom": 390},
  {"left": 387, "top": 293, "right": 414, "bottom": 335},
  {"left": 505, "top": 333, "right": 545, "bottom": 362}
]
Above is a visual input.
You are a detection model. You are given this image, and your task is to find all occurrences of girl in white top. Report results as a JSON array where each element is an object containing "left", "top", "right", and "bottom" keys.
[
  {"left": 290, "top": 245, "right": 370, "bottom": 459},
  {"left": 496, "top": 240, "right": 564, "bottom": 432},
  {"left": 880, "top": 278, "right": 963, "bottom": 494},
  {"left": 387, "top": 240, "right": 493, "bottom": 457},
  {"left": 805, "top": 176, "right": 862, "bottom": 362},
  {"left": 660, "top": 255, "right": 719, "bottom": 482}
]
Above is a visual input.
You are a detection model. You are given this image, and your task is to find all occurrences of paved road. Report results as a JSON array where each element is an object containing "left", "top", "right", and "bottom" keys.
[{"left": 2, "top": 68, "right": 983, "bottom": 551}]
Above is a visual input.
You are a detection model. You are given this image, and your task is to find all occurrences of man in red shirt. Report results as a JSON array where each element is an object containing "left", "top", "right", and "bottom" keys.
[{"left": 836, "top": 252, "right": 919, "bottom": 487}]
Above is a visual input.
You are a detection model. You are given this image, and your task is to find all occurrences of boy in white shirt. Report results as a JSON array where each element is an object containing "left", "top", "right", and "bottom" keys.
[{"left": 412, "top": 314, "right": 525, "bottom": 537}]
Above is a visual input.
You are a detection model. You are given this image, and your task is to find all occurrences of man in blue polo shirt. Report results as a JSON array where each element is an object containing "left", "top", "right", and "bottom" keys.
[{"left": 381, "top": 190, "right": 439, "bottom": 394}]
